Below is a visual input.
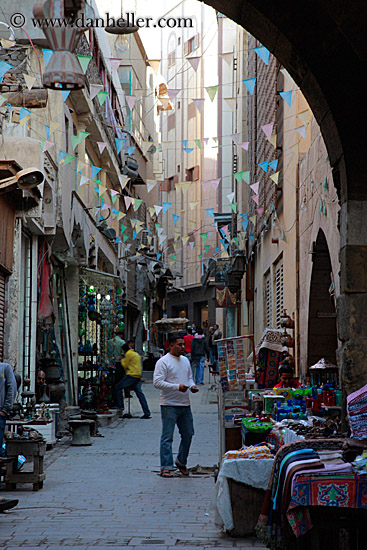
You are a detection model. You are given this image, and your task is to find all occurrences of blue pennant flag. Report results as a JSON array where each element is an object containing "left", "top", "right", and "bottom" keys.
[
  {"left": 268, "top": 159, "right": 278, "bottom": 171},
  {"left": 242, "top": 77, "right": 256, "bottom": 95},
  {"left": 0, "top": 60, "right": 13, "bottom": 80},
  {"left": 182, "top": 140, "right": 188, "bottom": 148},
  {"left": 280, "top": 90, "right": 293, "bottom": 107},
  {"left": 205, "top": 208, "right": 214, "bottom": 219},
  {"left": 42, "top": 49, "right": 53, "bottom": 67},
  {"left": 258, "top": 161, "right": 269, "bottom": 173},
  {"left": 172, "top": 214, "right": 180, "bottom": 225},
  {"left": 254, "top": 46, "right": 269, "bottom": 65},
  {"left": 115, "top": 138, "right": 126, "bottom": 154},
  {"left": 127, "top": 146, "right": 136, "bottom": 155},
  {"left": 91, "top": 165, "right": 101, "bottom": 180},
  {"left": 157, "top": 252, "right": 162, "bottom": 260},
  {"left": 133, "top": 230, "right": 137, "bottom": 240},
  {"left": 61, "top": 90, "right": 70, "bottom": 102},
  {"left": 184, "top": 148, "right": 194, "bottom": 153},
  {"left": 58, "top": 150, "right": 67, "bottom": 163},
  {"left": 215, "top": 247, "right": 219, "bottom": 254},
  {"left": 19, "top": 107, "right": 31, "bottom": 121},
  {"left": 162, "top": 202, "right": 172, "bottom": 213},
  {"left": 241, "top": 220, "right": 249, "bottom": 232},
  {"left": 240, "top": 212, "right": 248, "bottom": 220}
]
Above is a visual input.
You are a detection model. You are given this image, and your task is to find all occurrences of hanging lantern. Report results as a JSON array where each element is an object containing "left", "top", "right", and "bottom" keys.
[{"left": 33, "top": 0, "right": 93, "bottom": 90}]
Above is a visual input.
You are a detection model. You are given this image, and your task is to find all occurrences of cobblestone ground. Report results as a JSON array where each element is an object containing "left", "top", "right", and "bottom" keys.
[{"left": 0, "top": 372, "right": 266, "bottom": 549}]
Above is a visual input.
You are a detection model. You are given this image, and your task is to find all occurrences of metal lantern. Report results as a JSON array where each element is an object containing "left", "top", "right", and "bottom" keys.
[{"left": 33, "top": 0, "right": 91, "bottom": 90}]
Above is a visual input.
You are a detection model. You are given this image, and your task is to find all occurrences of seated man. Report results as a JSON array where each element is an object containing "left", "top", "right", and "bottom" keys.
[
  {"left": 274, "top": 362, "right": 300, "bottom": 389},
  {"left": 115, "top": 343, "right": 151, "bottom": 419}
]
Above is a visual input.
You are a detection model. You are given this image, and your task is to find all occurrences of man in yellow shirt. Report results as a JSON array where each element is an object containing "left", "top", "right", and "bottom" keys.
[{"left": 116, "top": 343, "right": 151, "bottom": 419}]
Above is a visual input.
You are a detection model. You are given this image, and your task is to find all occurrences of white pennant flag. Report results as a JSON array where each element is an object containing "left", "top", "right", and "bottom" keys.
[
  {"left": 149, "top": 60, "right": 161, "bottom": 74},
  {"left": 125, "top": 95, "right": 137, "bottom": 111},
  {"left": 227, "top": 192, "right": 235, "bottom": 203},
  {"left": 220, "top": 52, "right": 233, "bottom": 66},
  {"left": 224, "top": 97, "right": 236, "bottom": 111},
  {"left": 90, "top": 84, "right": 104, "bottom": 100},
  {"left": 23, "top": 74, "right": 36, "bottom": 91},
  {"left": 119, "top": 175, "right": 130, "bottom": 191},
  {"left": 124, "top": 196, "right": 133, "bottom": 210},
  {"left": 147, "top": 180, "right": 157, "bottom": 193},
  {"left": 192, "top": 99, "right": 205, "bottom": 113},
  {"left": 80, "top": 175, "right": 89, "bottom": 186},
  {"left": 167, "top": 89, "right": 180, "bottom": 101},
  {"left": 154, "top": 205, "right": 163, "bottom": 216},
  {"left": 187, "top": 57, "right": 200, "bottom": 71}
]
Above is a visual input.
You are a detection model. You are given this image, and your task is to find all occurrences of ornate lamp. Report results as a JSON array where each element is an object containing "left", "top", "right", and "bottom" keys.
[{"left": 33, "top": 0, "right": 93, "bottom": 90}]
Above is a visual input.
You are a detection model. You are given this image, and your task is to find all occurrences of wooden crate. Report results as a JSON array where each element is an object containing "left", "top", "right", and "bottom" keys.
[{"left": 227, "top": 478, "right": 265, "bottom": 537}]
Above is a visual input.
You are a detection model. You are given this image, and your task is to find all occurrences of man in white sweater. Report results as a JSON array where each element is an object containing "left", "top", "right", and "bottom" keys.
[{"left": 153, "top": 333, "right": 199, "bottom": 477}]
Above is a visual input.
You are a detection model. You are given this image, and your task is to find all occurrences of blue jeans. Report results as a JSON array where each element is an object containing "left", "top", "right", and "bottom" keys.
[
  {"left": 115, "top": 375, "right": 150, "bottom": 416},
  {"left": 0, "top": 415, "right": 6, "bottom": 456},
  {"left": 160, "top": 406, "right": 194, "bottom": 470},
  {"left": 192, "top": 356, "right": 205, "bottom": 384}
]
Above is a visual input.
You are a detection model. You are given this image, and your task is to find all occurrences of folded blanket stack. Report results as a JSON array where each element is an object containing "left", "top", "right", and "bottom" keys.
[{"left": 347, "top": 384, "right": 367, "bottom": 439}]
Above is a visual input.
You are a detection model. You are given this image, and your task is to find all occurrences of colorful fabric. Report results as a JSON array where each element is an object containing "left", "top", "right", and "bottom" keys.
[
  {"left": 347, "top": 383, "right": 367, "bottom": 439},
  {"left": 287, "top": 471, "right": 367, "bottom": 537},
  {"left": 223, "top": 445, "right": 273, "bottom": 460},
  {"left": 256, "top": 348, "right": 282, "bottom": 388}
]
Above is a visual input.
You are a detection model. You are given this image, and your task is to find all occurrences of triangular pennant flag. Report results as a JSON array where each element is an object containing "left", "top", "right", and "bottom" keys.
[
  {"left": 256, "top": 207, "right": 264, "bottom": 216},
  {"left": 80, "top": 175, "right": 89, "bottom": 186},
  {"left": 120, "top": 224, "right": 127, "bottom": 234},
  {"left": 172, "top": 214, "right": 180, "bottom": 225},
  {"left": 250, "top": 182, "right": 259, "bottom": 194},
  {"left": 230, "top": 202, "right": 237, "bottom": 213},
  {"left": 205, "top": 208, "right": 214, "bottom": 219},
  {"left": 297, "top": 110, "right": 309, "bottom": 126},
  {"left": 147, "top": 180, "right": 157, "bottom": 193},
  {"left": 243, "top": 77, "right": 256, "bottom": 95},
  {"left": 184, "top": 148, "right": 194, "bottom": 154},
  {"left": 123, "top": 234, "right": 129, "bottom": 242},
  {"left": 126, "top": 95, "right": 137, "bottom": 111},
  {"left": 205, "top": 85, "right": 219, "bottom": 102},
  {"left": 167, "top": 89, "right": 180, "bottom": 101},
  {"left": 280, "top": 90, "right": 293, "bottom": 107},
  {"left": 119, "top": 175, "right": 129, "bottom": 191},
  {"left": 189, "top": 241, "right": 195, "bottom": 250},
  {"left": 182, "top": 236, "right": 190, "bottom": 246},
  {"left": 77, "top": 55, "right": 92, "bottom": 74},
  {"left": 97, "top": 142, "right": 107, "bottom": 154},
  {"left": 189, "top": 201, "right": 199, "bottom": 210},
  {"left": 97, "top": 91, "right": 109, "bottom": 105},
  {"left": 19, "top": 107, "right": 31, "bottom": 122},
  {"left": 234, "top": 171, "right": 244, "bottom": 183},
  {"left": 162, "top": 202, "right": 172, "bottom": 213},
  {"left": 133, "top": 198, "right": 143, "bottom": 211},
  {"left": 0, "top": 60, "right": 13, "bottom": 79},
  {"left": 258, "top": 161, "right": 269, "bottom": 173},
  {"left": 62, "top": 153, "right": 76, "bottom": 166},
  {"left": 296, "top": 125, "right": 306, "bottom": 139},
  {"left": 148, "top": 207, "right": 156, "bottom": 217},
  {"left": 61, "top": 90, "right": 70, "bottom": 102},
  {"left": 231, "top": 132, "right": 241, "bottom": 144},
  {"left": 254, "top": 46, "right": 270, "bottom": 65},
  {"left": 45, "top": 125, "right": 50, "bottom": 140},
  {"left": 219, "top": 52, "right": 233, "bottom": 65},
  {"left": 194, "top": 139, "right": 201, "bottom": 149},
  {"left": 58, "top": 150, "right": 67, "bottom": 163},
  {"left": 270, "top": 171, "right": 280, "bottom": 184},
  {"left": 115, "top": 138, "right": 126, "bottom": 154},
  {"left": 49, "top": 120, "right": 60, "bottom": 135},
  {"left": 109, "top": 58, "right": 121, "bottom": 74},
  {"left": 210, "top": 178, "right": 221, "bottom": 190},
  {"left": 224, "top": 97, "right": 236, "bottom": 111},
  {"left": 204, "top": 245, "right": 211, "bottom": 253},
  {"left": 42, "top": 140, "right": 54, "bottom": 153},
  {"left": 200, "top": 232, "right": 208, "bottom": 244},
  {"left": 249, "top": 215, "right": 257, "bottom": 226},
  {"left": 1, "top": 38, "right": 15, "bottom": 49},
  {"left": 0, "top": 94, "right": 8, "bottom": 106},
  {"left": 192, "top": 99, "right": 205, "bottom": 113},
  {"left": 149, "top": 60, "right": 161, "bottom": 74},
  {"left": 261, "top": 123, "right": 274, "bottom": 139},
  {"left": 42, "top": 49, "right": 53, "bottom": 67},
  {"left": 187, "top": 56, "right": 200, "bottom": 71},
  {"left": 238, "top": 141, "right": 249, "bottom": 150},
  {"left": 227, "top": 192, "right": 235, "bottom": 203},
  {"left": 268, "top": 135, "right": 277, "bottom": 148},
  {"left": 91, "top": 165, "right": 101, "bottom": 180},
  {"left": 23, "top": 74, "right": 36, "bottom": 91},
  {"left": 251, "top": 194, "right": 259, "bottom": 205},
  {"left": 268, "top": 160, "right": 278, "bottom": 171},
  {"left": 90, "top": 84, "right": 103, "bottom": 100},
  {"left": 221, "top": 224, "right": 229, "bottom": 236},
  {"left": 124, "top": 196, "right": 133, "bottom": 210}
]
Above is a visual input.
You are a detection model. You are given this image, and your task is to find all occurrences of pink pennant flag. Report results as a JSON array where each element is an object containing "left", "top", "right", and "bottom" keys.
[
  {"left": 251, "top": 194, "right": 259, "bottom": 205},
  {"left": 124, "top": 196, "right": 133, "bottom": 210},
  {"left": 167, "top": 89, "right": 180, "bottom": 101},
  {"left": 101, "top": 203, "right": 110, "bottom": 211},
  {"left": 90, "top": 84, "right": 103, "bottom": 100},
  {"left": 110, "top": 190, "right": 119, "bottom": 197},
  {"left": 210, "top": 178, "right": 221, "bottom": 190},
  {"left": 261, "top": 123, "right": 274, "bottom": 139},
  {"left": 238, "top": 141, "right": 249, "bottom": 150},
  {"left": 221, "top": 224, "right": 229, "bottom": 236},
  {"left": 126, "top": 95, "right": 137, "bottom": 111},
  {"left": 187, "top": 57, "right": 200, "bottom": 71},
  {"left": 97, "top": 141, "right": 107, "bottom": 154},
  {"left": 231, "top": 133, "right": 241, "bottom": 144},
  {"left": 42, "top": 140, "right": 54, "bottom": 152},
  {"left": 256, "top": 207, "right": 264, "bottom": 216},
  {"left": 250, "top": 182, "right": 259, "bottom": 194},
  {"left": 202, "top": 180, "right": 211, "bottom": 192},
  {"left": 193, "top": 99, "right": 205, "bottom": 113},
  {"left": 203, "top": 138, "right": 210, "bottom": 145},
  {"left": 109, "top": 58, "right": 121, "bottom": 74}
]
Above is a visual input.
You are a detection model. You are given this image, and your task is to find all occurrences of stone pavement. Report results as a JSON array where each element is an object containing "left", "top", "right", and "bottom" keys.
[{"left": 0, "top": 370, "right": 266, "bottom": 549}]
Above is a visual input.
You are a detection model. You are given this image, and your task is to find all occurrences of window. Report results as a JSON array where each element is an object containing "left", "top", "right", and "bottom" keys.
[
  {"left": 264, "top": 271, "right": 273, "bottom": 328},
  {"left": 274, "top": 261, "right": 284, "bottom": 328},
  {"left": 168, "top": 50, "right": 176, "bottom": 67},
  {"left": 186, "top": 166, "right": 199, "bottom": 181}
]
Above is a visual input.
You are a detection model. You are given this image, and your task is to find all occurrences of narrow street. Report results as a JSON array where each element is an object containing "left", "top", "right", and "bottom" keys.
[{"left": 0, "top": 377, "right": 265, "bottom": 550}]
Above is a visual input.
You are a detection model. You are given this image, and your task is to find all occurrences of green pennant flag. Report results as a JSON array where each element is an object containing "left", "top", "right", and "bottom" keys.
[
  {"left": 198, "top": 254, "right": 203, "bottom": 259},
  {"left": 123, "top": 234, "right": 129, "bottom": 242},
  {"left": 77, "top": 55, "right": 92, "bottom": 74},
  {"left": 230, "top": 202, "right": 237, "bottom": 213},
  {"left": 120, "top": 224, "right": 127, "bottom": 234},
  {"left": 232, "top": 237, "right": 239, "bottom": 246},
  {"left": 155, "top": 223, "right": 160, "bottom": 230},
  {"left": 134, "top": 198, "right": 143, "bottom": 211},
  {"left": 243, "top": 171, "right": 250, "bottom": 184},
  {"left": 205, "top": 85, "right": 219, "bottom": 102},
  {"left": 234, "top": 171, "right": 244, "bottom": 183},
  {"left": 170, "top": 254, "right": 176, "bottom": 261},
  {"left": 194, "top": 139, "right": 201, "bottom": 149},
  {"left": 63, "top": 153, "right": 76, "bottom": 166},
  {"left": 204, "top": 245, "right": 211, "bottom": 253},
  {"left": 200, "top": 232, "right": 208, "bottom": 244},
  {"left": 40, "top": 139, "right": 45, "bottom": 151},
  {"left": 97, "top": 91, "right": 109, "bottom": 105}
]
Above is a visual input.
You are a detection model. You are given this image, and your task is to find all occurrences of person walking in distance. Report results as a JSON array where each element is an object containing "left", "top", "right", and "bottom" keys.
[
  {"left": 0, "top": 362, "right": 19, "bottom": 512},
  {"left": 153, "top": 333, "right": 199, "bottom": 477},
  {"left": 109, "top": 328, "right": 126, "bottom": 409},
  {"left": 191, "top": 328, "right": 209, "bottom": 385},
  {"left": 183, "top": 327, "right": 194, "bottom": 362},
  {"left": 117, "top": 343, "right": 151, "bottom": 418},
  {"left": 212, "top": 323, "right": 222, "bottom": 373}
]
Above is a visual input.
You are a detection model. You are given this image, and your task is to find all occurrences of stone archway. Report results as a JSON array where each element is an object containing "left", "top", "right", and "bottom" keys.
[{"left": 201, "top": 0, "right": 367, "bottom": 397}]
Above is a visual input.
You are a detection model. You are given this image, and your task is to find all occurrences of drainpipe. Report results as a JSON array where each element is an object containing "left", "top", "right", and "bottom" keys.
[
  {"left": 295, "top": 163, "right": 300, "bottom": 378},
  {"left": 29, "top": 235, "right": 38, "bottom": 392}
]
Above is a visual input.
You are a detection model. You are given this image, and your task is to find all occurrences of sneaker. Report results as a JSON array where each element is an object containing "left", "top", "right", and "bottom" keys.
[
  {"left": 0, "top": 498, "right": 19, "bottom": 513},
  {"left": 140, "top": 414, "right": 152, "bottom": 419}
]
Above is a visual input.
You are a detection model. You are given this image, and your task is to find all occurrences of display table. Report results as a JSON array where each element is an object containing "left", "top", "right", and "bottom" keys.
[
  {"left": 5, "top": 439, "right": 46, "bottom": 491},
  {"left": 214, "top": 458, "right": 274, "bottom": 534}
]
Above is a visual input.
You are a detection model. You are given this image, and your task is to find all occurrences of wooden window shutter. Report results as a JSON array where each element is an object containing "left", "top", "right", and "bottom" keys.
[
  {"left": 264, "top": 271, "right": 273, "bottom": 328},
  {"left": 275, "top": 262, "right": 284, "bottom": 328},
  {"left": 193, "top": 165, "right": 200, "bottom": 181},
  {"left": 161, "top": 178, "right": 171, "bottom": 193},
  {"left": 0, "top": 271, "right": 6, "bottom": 361}
]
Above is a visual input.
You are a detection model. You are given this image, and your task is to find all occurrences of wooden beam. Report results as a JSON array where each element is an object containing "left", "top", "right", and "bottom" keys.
[{"left": 2, "top": 89, "right": 48, "bottom": 109}]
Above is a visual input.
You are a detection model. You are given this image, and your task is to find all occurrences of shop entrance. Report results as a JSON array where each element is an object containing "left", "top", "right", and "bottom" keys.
[{"left": 307, "top": 230, "right": 338, "bottom": 368}]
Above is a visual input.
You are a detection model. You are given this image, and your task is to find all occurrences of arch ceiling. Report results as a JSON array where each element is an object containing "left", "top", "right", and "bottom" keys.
[{"left": 201, "top": 0, "right": 367, "bottom": 201}]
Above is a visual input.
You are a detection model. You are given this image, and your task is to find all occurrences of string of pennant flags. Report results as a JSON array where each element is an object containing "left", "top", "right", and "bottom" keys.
[{"left": 0, "top": 38, "right": 313, "bottom": 269}]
